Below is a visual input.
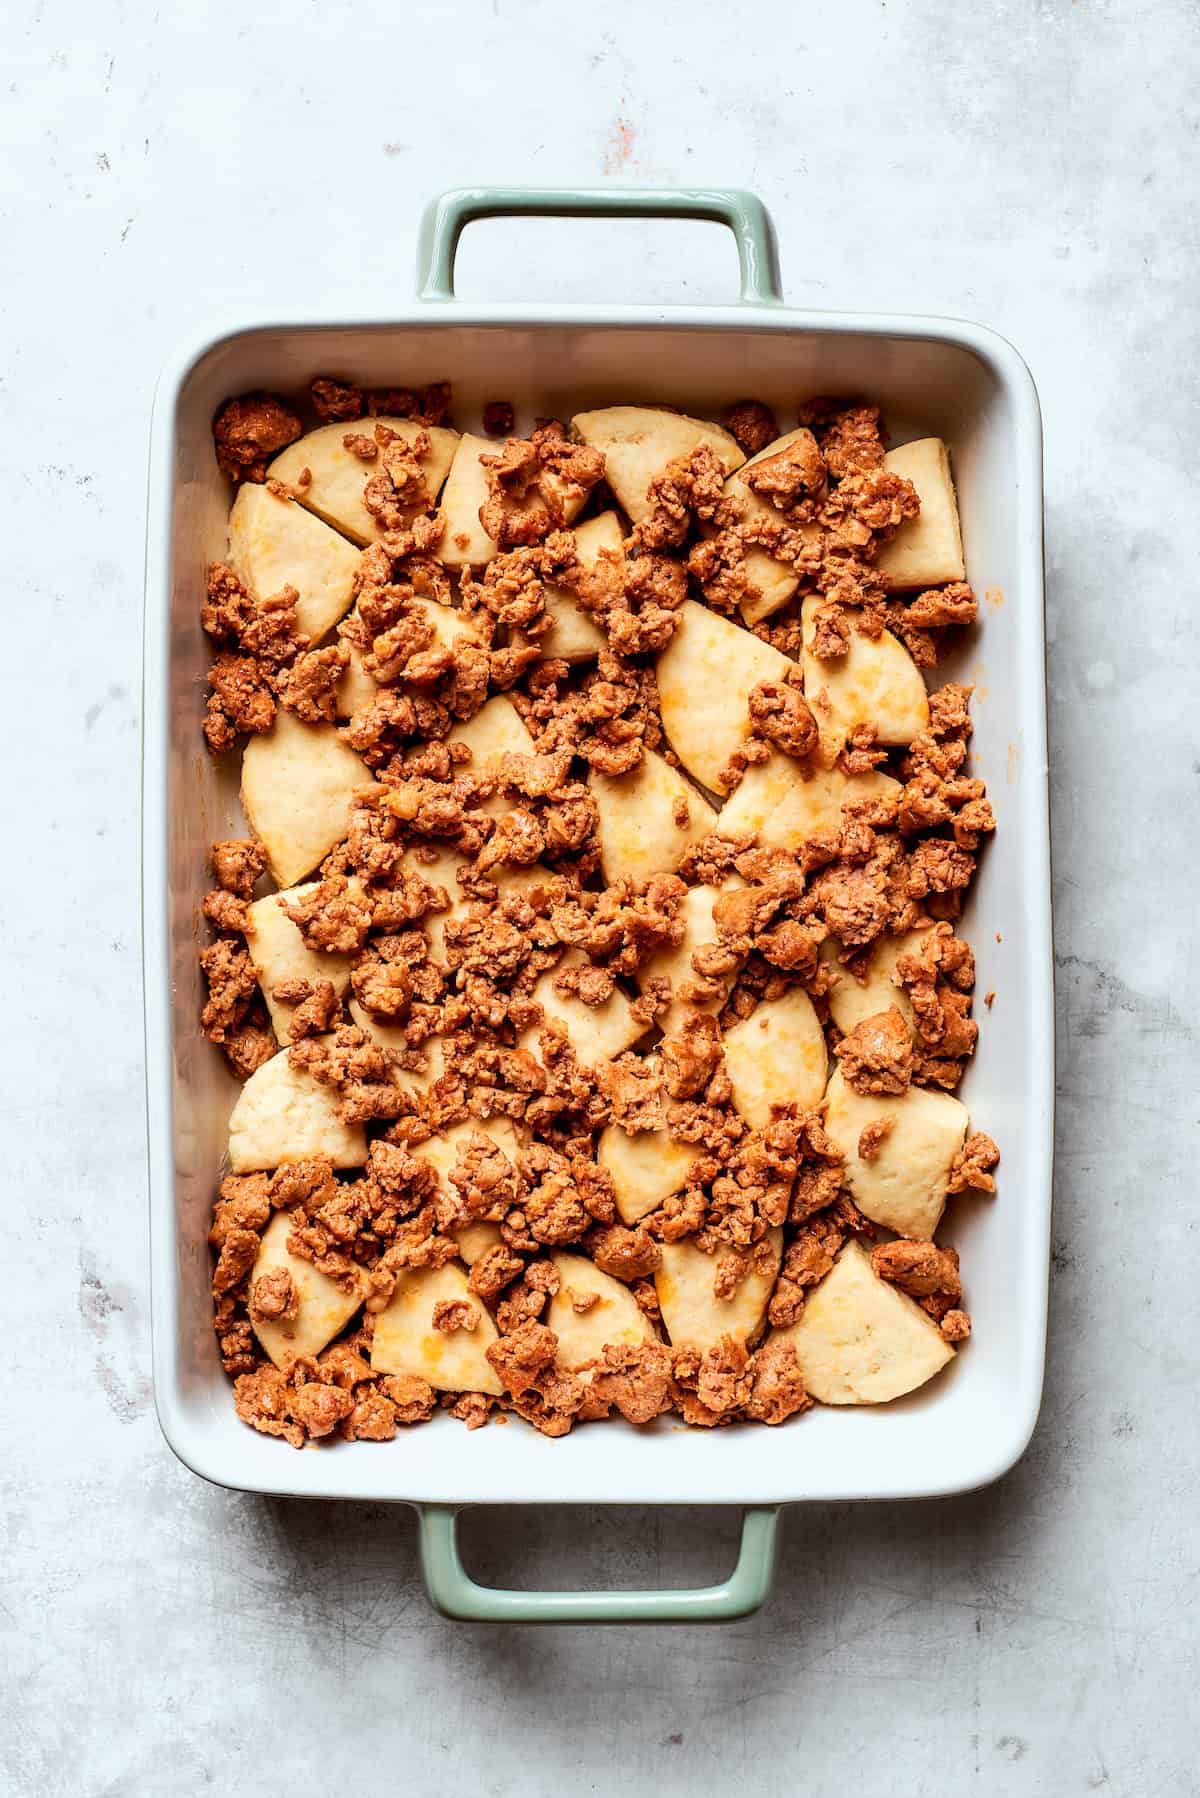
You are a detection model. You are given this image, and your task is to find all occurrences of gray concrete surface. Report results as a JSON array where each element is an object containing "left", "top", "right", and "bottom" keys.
[{"left": 4, "top": 0, "right": 1198, "bottom": 1792}]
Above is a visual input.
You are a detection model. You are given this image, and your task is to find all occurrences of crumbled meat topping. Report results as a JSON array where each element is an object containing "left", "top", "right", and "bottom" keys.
[
  {"left": 722, "top": 399, "right": 779, "bottom": 457},
  {"left": 834, "top": 1006, "right": 914, "bottom": 1095},
  {"left": 213, "top": 392, "right": 302, "bottom": 483}
]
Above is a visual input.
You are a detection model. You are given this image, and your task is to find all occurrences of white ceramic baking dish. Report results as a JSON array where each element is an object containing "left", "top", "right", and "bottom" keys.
[{"left": 144, "top": 188, "right": 1053, "bottom": 1623}]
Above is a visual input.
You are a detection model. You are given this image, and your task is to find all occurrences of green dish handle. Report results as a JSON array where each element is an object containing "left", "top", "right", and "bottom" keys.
[
  {"left": 415, "top": 1502, "right": 780, "bottom": 1624},
  {"left": 416, "top": 186, "right": 783, "bottom": 307}
]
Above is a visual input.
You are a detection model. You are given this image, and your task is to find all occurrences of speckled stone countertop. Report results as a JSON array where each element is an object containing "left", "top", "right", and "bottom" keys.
[{"left": 5, "top": 2, "right": 1197, "bottom": 1792}]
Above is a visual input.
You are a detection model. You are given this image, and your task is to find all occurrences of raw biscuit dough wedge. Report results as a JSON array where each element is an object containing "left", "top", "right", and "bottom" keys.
[
  {"left": 248, "top": 1211, "right": 366, "bottom": 1369},
  {"left": 245, "top": 883, "right": 356, "bottom": 1041},
  {"left": 718, "top": 753, "right": 901, "bottom": 852},
  {"left": 346, "top": 999, "right": 446, "bottom": 1096},
  {"left": 443, "top": 693, "right": 537, "bottom": 819},
  {"left": 637, "top": 879, "right": 744, "bottom": 1035},
  {"left": 227, "top": 1046, "right": 367, "bottom": 1172},
  {"left": 770, "top": 1239, "right": 954, "bottom": 1404},
  {"left": 657, "top": 599, "right": 793, "bottom": 793},
  {"left": 438, "top": 432, "right": 590, "bottom": 570},
  {"left": 397, "top": 843, "right": 552, "bottom": 963},
  {"left": 570, "top": 406, "right": 744, "bottom": 525},
  {"left": 520, "top": 951, "right": 646, "bottom": 1069},
  {"left": 267, "top": 417, "right": 459, "bottom": 546},
  {"left": 227, "top": 482, "right": 360, "bottom": 645},
  {"left": 720, "top": 428, "right": 823, "bottom": 627},
  {"left": 655, "top": 1227, "right": 783, "bottom": 1353},
  {"left": 370, "top": 1262, "right": 503, "bottom": 1395},
  {"left": 823, "top": 926, "right": 934, "bottom": 1037},
  {"left": 723, "top": 987, "right": 827, "bottom": 1127},
  {"left": 874, "top": 438, "right": 965, "bottom": 590},
  {"left": 241, "top": 710, "right": 376, "bottom": 888},
  {"left": 453, "top": 1221, "right": 505, "bottom": 1265},
  {"left": 591, "top": 748, "right": 715, "bottom": 885},
  {"left": 412, "top": 1116, "right": 526, "bottom": 1200},
  {"left": 822, "top": 1065, "right": 968, "bottom": 1239},
  {"left": 598, "top": 1124, "right": 706, "bottom": 1226},
  {"left": 801, "top": 594, "right": 929, "bottom": 759},
  {"left": 530, "top": 510, "right": 620, "bottom": 662},
  {"left": 547, "top": 1252, "right": 657, "bottom": 1369},
  {"left": 335, "top": 640, "right": 378, "bottom": 720},
  {"left": 339, "top": 592, "right": 482, "bottom": 721}
]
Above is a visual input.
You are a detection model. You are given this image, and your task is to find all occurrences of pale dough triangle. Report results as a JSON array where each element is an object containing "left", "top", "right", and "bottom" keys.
[
  {"left": 570, "top": 406, "right": 744, "bottom": 524},
  {"left": 245, "top": 882, "right": 357, "bottom": 1041},
  {"left": 657, "top": 599, "right": 794, "bottom": 793},
  {"left": 591, "top": 748, "right": 715, "bottom": 884},
  {"left": 723, "top": 986, "right": 827, "bottom": 1126},
  {"left": 822, "top": 926, "right": 934, "bottom": 1037},
  {"left": 227, "top": 482, "right": 360, "bottom": 645},
  {"left": 240, "top": 709, "right": 376, "bottom": 887},
  {"left": 874, "top": 438, "right": 965, "bottom": 590},
  {"left": 249, "top": 1211, "right": 366, "bottom": 1369},
  {"left": 268, "top": 417, "right": 459, "bottom": 547},
  {"left": 822, "top": 1065, "right": 968, "bottom": 1239},
  {"left": 227, "top": 1046, "right": 367, "bottom": 1172},
  {"left": 637, "top": 879, "right": 744, "bottom": 1035},
  {"left": 438, "top": 432, "right": 589, "bottom": 570},
  {"left": 598, "top": 1123, "right": 705, "bottom": 1225},
  {"left": 370, "top": 1262, "right": 503, "bottom": 1395},
  {"left": 801, "top": 594, "right": 929, "bottom": 758},
  {"left": 547, "top": 1252, "right": 657, "bottom": 1368},
  {"left": 655, "top": 1227, "right": 782, "bottom": 1353},
  {"left": 769, "top": 1239, "right": 954, "bottom": 1404}
]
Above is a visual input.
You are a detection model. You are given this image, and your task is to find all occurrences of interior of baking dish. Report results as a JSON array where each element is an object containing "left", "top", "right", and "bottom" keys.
[{"left": 146, "top": 309, "right": 1051, "bottom": 1506}]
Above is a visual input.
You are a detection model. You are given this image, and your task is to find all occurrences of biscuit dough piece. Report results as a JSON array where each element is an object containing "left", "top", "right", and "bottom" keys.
[
  {"left": 598, "top": 1125, "right": 706, "bottom": 1226},
  {"left": 771, "top": 1239, "right": 954, "bottom": 1404},
  {"left": 397, "top": 843, "right": 551, "bottom": 963},
  {"left": 591, "top": 748, "right": 715, "bottom": 885},
  {"left": 268, "top": 418, "right": 459, "bottom": 546},
  {"left": 337, "top": 594, "right": 482, "bottom": 720},
  {"left": 249, "top": 1211, "right": 366, "bottom": 1369},
  {"left": 874, "top": 438, "right": 965, "bottom": 590},
  {"left": 637, "top": 879, "right": 744, "bottom": 1035},
  {"left": 722, "top": 428, "right": 822, "bottom": 626},
  {"left": 443, "top": 693, "right": 537, "bottom": 818},
  {"left": 657, "top": 599, "right": 794, "bottom": 793},
  {"left": 412, "top": 1116, "right": 526, "bottom": 1199},
  {"left": 823, "top": 1066, "right": 968, "bottom": 1239},
  {"left": 823, "top": 926, "right": 935, "bottom": 1037},
  {"left": 346, "top": 998, "right": 446, "bottom": 1096},
  {"left": 655, "top": 1227, "right": 783, "bottom": 1353},
  {"left": 801, "top": 594, "right": 929, "bottom": 759},
  {"left": 570, "top": 406, "right": 744, "bottom": 525},
  {"left": 335, "top": 641, "right": 378, "bottom": 719},
  {"left": 438, "top": 432, "right": 590, "bottom": 569},
  {"left": 723, "top": 987, "right": 827, "bottom": 1126},
  {"left": 547, "top": 1252, "right": 657, "bottom": 1368},
  {"left": 521, "top": 951, "right": 646, "bottom": 1068},
  {"left": 453, "top": 1220, "right": 505, "bottom": 1265},
  {"left": 241, "top": 710, "right": 376, "bottom": 888},
  {"left": 718, "top": 752, "right": 901, "bottom": 851},
  {"left": 370, "top": 1262, "right": 504, "bottom": 1395},
  {"left": 533, "top": 510, "right": 621, "bottom": 661},
  {"left": 227, "top": 482, "right": 360, "bottom": 645},
  {"left": 245, "top": 884, "right": 356, "bottom": 1040},
  {"left": 227, "top": 1046, "right": 368, "bottom": 1172}
]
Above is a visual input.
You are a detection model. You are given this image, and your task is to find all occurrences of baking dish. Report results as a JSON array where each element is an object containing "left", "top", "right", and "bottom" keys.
[{"left": 144, "top": 186, "right": 1053, "bottom": 1623}]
